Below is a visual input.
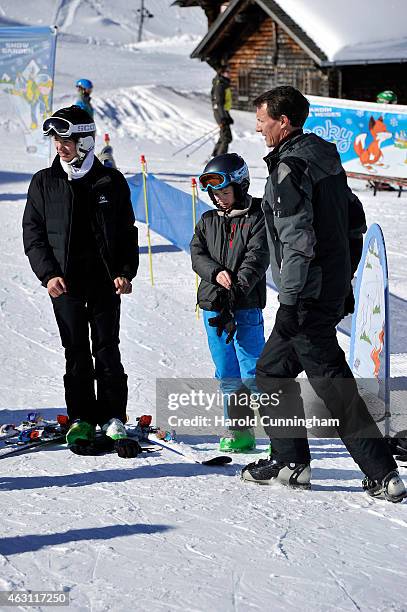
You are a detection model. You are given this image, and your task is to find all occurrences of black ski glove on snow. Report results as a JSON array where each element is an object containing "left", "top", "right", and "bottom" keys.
[
  {"left": 208, "top": 308, "right": 236, "bottom": 344},
  {"left": 274, "top": 303, "right": 299, "bottom": 340},
  {"left": 115, "top": 437, "right": 142, "bottom": 459},
  {"left": 343, "top": 286, "right": 355, "bottom": 317}
]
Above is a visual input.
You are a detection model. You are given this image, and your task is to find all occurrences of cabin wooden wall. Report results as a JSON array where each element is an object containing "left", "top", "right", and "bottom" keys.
[{"left": 226, "top": 15, "right": 331, "bottom": 110}]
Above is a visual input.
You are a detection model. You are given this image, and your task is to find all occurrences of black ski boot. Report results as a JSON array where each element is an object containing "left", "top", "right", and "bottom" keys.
[
  {"left": 241, "top": 457, "right": 311, "bottom": 489},
  {"left": 362, "top": 470, "right": 406, "bottom": 503}
]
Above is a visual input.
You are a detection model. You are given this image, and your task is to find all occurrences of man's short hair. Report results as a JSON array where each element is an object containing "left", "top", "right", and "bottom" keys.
[{"left": 253, "top": 86, "right": 310, "bottom": 128}]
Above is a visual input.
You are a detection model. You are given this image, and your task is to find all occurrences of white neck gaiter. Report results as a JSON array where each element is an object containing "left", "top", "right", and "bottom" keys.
[{"left": 60, "top": 150, "right": 95, "bottom": 181}]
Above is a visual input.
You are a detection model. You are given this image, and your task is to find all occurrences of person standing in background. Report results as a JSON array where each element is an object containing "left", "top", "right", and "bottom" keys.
[
  {"left": 211, "top": 66, "right": 234, "bottom": 157},
  {"left": 75, "top": 78, "right": 94, "bottom": 118}
]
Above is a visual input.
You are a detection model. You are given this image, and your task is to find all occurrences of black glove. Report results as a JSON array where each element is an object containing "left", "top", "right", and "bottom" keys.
[
  {"left": 274, "top": 303, "right": 299, "bottom": 339},
  {"left": 343, "top": 286, "right": 355, "bottom": 317},
  {"left": 220, "top": 116, "right": 233, "bottom": 127},
  {"left": 114, "top": 437, "right": 142, "bottom": 458},
  {"left": 208, "top": 308, "right": 236, "bottom": 344},
  {"left": 227, "top": 285, "right": 244, "bottom": 312}
]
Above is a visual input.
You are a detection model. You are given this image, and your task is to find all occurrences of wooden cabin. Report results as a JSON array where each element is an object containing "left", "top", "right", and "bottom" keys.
[{"left": 175, "top": 0, "right": 407, "bottom": 109}]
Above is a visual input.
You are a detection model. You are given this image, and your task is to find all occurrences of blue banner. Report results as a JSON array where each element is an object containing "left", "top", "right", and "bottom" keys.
[
  {"left": 306, "top": 95, "right": 407, "bottom": 180},
  {"left": 0, "top": 26, "right": 57, "bottom": 159},
  {"left": 128, "top": 173, "right": 211, "bottom": 253}
]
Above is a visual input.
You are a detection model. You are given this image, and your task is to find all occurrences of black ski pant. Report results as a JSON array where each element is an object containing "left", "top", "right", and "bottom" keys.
[
  {"left": 255, "top": 299, "right": 396, "bottom": 481},
  {"left": 212, "top": 110, "right": 232, "bottom": 156},
  {"left": 51, "top": 284, "right": 127, "bottom": 427}
]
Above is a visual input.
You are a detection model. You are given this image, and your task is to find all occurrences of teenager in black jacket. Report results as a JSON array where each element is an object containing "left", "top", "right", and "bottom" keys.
[
  {"left": 191, "top": 154, "right": 269, "bottom": 452},
  {"left": 22, "top": 106, "right": 140, "bottom": 458}
]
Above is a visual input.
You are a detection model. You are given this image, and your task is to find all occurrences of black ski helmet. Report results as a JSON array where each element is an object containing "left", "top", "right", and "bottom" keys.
[
  {"left": 199, "top": 153, "right": 250, "bottom": 205},
  {"left": 43, "top": 105, "right": 96, "bottom": 161}
]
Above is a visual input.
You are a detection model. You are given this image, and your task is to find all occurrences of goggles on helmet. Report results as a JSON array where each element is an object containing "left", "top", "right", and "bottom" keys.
[
  {"left": 198, "top": 171, "right": 232, "bottom": 191},
  {"left": 42, "top": 116, "right": 96, "bottom": 138}
]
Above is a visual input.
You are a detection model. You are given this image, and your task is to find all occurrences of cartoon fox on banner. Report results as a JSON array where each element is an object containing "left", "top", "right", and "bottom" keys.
[
  {"left": 306, "top": 95, "right": 407, "bottom": 180},
  {"left": 354, "top": 116, "right": 392, "bottom": 170}
]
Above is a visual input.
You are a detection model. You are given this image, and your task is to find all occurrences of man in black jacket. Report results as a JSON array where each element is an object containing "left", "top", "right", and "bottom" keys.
[
  {"left": 211, "top": 66, "right": 234, "bottom": 157},
  {"left": 191, "top": 153, "right": 269, "bottom": 452},
  {"left": 22, "top": 106, "right": 140, "bottom": 458},
  {"left": 241, "top": 87, "right": 406, "bottom": 503}
]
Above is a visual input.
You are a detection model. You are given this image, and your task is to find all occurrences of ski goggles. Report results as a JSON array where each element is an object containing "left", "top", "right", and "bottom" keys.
[
  {"left": 198, "top": 171, "right": 231, "bottom": 191},
  {"left": 42, "top": 117, "right": 96, "bottom": 138}
]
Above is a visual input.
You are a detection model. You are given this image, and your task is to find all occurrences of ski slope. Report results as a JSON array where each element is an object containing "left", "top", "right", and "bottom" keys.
[{"left": 0, "top": 1, "right": 407, "bottom": 610}]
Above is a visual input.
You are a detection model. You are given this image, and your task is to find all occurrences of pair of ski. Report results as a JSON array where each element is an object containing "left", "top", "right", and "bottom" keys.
[
  {"left": 0, "top": 419, "right": 232, "bottom": 466},
  {"left": 0, "top": 415, "right": 69, "bottom": 459}
]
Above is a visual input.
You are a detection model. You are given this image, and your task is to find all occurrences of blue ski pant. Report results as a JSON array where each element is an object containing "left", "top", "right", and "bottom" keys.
[{"left": 203, "top": 308, "right": 265, "bottom": 419}]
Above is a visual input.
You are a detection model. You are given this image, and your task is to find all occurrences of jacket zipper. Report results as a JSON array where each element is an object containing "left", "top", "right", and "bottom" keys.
[
  {"left": 65, "top": 184, "right": 74, "bottom": 274},
  {"left": 93, "top": 199, "right": 114, "bottom": 281},
  {"left": 221, "top": 213, "right": 231, "bottom": 267}
]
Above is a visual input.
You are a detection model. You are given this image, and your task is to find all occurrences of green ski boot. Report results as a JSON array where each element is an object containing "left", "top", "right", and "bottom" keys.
[
  {"left": 66, "top": 420, "right": 96, "bottom": 446},
  {"left": 219, "top": 428, "right": 256, "bottom": 453}
]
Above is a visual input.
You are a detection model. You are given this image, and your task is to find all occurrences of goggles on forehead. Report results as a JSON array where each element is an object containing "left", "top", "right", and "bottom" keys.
[
  {"left": 198, "top": 171, "right": 231, "bottom": 192},
  {"left": 42, "top": 116, "right": 96, "bottom": 138}
]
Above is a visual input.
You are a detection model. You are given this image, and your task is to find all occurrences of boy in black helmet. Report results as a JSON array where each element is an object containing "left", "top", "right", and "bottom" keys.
[
  {"left": 23, "top": 105, "right": 140, "bottom": 458},
  {"left": 190, "top": 153, "right": 269, "bottom": 452}
]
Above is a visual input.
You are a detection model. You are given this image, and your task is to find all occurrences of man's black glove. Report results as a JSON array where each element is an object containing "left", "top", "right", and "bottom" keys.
[
  {"left": 114, "top": 437, "right": 142, "bottom": 458},
  {"left": 274, "top": 303, "right": 299, "bottom": 339},
  {"left": 343, "top": 286, "right": 355, "bottom": 317},
  {"left": 208, "top": 308, "right": 236, "bottom": 344}
]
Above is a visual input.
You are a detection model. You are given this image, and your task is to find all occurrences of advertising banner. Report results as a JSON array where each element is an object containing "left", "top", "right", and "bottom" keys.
[
  {"left": 0, "top": 26, "right": 57, "bottom": 159},
  {"left": 306, "top": 95, "right": 407, "bottom": 180}
]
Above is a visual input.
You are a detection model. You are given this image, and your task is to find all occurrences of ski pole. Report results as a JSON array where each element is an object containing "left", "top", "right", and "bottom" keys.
[
  {"left": 174, "top": 127, "right": 219, "bottom": 156},
  {"left": 186, "top": 129, "right": 218, "bottom": 158},
  {"left": 140, "top": 154, "right": 154, "bottom": 286},
  {"left": 191, "top": 178, "right": 200, "bottom": 320}
]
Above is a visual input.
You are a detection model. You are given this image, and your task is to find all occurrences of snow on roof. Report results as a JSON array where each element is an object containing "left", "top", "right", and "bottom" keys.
[{"left": 274, "top": 0, "right": 407, "bottom": 63}]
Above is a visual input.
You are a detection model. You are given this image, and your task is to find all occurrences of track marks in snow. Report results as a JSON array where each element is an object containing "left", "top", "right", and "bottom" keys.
[
  {"left": 54, "top": 0, "right": 81, "bottom": 30},
  {"left": 94, "top": 86, "right": 213, "bottom": 144},
  {"left": 328, "top": 569, "right": 362, "bottom": 611}
]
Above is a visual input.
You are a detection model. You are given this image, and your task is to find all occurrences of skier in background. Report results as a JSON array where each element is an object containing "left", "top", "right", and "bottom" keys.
[
  {"left": 97, "top": 133, "right": 117, "bottom": 169},
  {"left": 211, "top": 65, "right": 234, "bottom": 157},
  {"left": 376, "top": 90, "right": 398, "bottom": 105},
  {"left": 75, "top": 78, "right": 94, "bottom": 117},
  {"left": 23, "top": 105, "right": 140, "bottom": 458},
  {"left": 191, "top": 153, "right": 269, "bottom": 452}
]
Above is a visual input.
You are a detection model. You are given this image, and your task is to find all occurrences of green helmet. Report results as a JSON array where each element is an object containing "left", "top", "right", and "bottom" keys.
[{"left": 376, "top": 90, "right": 398, "bottom": 104}]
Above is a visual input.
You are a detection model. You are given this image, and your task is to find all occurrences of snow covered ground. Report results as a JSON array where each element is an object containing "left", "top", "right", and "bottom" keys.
[{"left": 0, "top": 1, "right": 407, "bottom": 610}]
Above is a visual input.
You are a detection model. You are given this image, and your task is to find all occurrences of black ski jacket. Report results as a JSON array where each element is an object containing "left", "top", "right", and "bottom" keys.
[
  {"left": 23, "top": 156, "right": 139, "bottom": 287},
  {"left": 190, "top": 196, "right": 269, "bottom": 311},
  {"left": 262, "top": 131, "right": 366, "bottom": 305},
  {"left": 211, "top": 74, "right": 233, "bottom": 125}
]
